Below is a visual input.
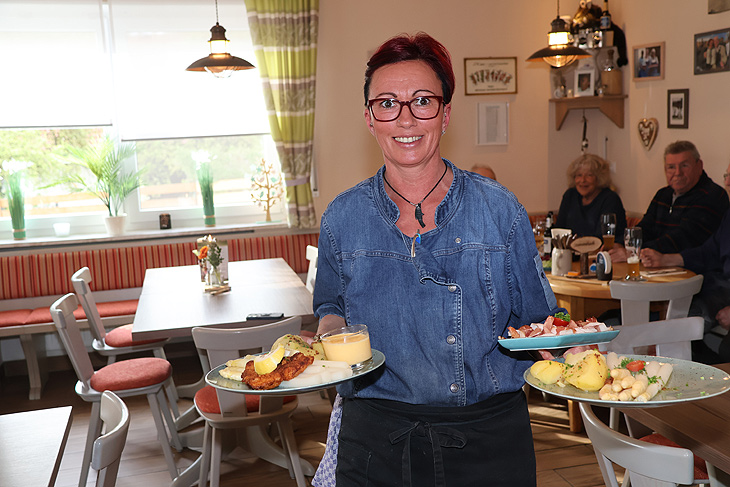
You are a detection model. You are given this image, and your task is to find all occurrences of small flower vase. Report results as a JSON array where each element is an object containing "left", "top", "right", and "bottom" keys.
[{"left": 206, "top": 264, "right": 223, "bottom": 289}]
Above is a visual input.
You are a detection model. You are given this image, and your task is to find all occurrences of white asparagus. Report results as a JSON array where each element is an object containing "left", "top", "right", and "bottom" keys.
[
  {"left": 631, "top": 374, "right": 649, "bottom": 398},
  {"left": 606, "top": 352, "right": 621, "bottom": 370},
  {"left": 636, "top": 363, "right": 673, "bottom": 402}
]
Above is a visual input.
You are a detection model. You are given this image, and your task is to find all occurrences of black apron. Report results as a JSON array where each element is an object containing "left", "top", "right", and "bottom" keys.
[{"left": 336, "top": 390, "right": 536, "bottom": 487}]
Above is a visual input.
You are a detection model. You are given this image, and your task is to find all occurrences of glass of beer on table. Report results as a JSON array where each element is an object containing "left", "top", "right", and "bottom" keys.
[
  {"left": 601, "top": 213, "right": 616, "bottom": 250},
  {"left": 624, "top": 227, "right": 645, "bottom": 281},
  {"left": 533, "top": 219, "right": 545, "bottom": 251}
]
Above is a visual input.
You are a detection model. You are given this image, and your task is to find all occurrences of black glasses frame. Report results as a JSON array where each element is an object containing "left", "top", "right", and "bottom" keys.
[{"left": 367, "top": 96, "right": 444, "bottom": 122}]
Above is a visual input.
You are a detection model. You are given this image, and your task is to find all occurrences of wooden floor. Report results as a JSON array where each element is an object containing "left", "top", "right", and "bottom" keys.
[{"left": 0, "top": 346, "right": 614, "bottom": 487}]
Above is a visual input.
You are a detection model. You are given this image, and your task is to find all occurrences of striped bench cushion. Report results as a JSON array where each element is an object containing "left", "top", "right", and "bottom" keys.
[{"left": 0, "top": 233, "right": 318, "bottom": 301}]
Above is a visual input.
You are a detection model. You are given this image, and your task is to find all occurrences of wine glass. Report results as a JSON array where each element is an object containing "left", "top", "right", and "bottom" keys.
[
  {"left": 624, "top": 227, "right": 645, "bottom": 281},
  {"left": 533, "top": 219, "right": 546, "bottom": 251},
  {"left": 600, "top": 213, "right": 617, "bottom": 250}
]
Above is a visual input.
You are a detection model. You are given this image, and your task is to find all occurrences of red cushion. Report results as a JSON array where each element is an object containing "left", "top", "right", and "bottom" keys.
[
  {"left": 194, "top": 385, "right": 295, "bottom": 414},
  {"left": 640, "top": 433, "right": 709, "bottom": 480},
  {"left": 90, "top": 357, "right": 171, "bottom": 392},
  {"left": 105, "top": 324, "right": 165, "bottom": 347},
  {"left": 25, "top": 304, "right": 84, "bottom": 325},
  {"left": 0, "top": 309, "right": 33, "bottom": 327},
  {"left": 96, "top": 299, "right": 138, "bottom": 318}
]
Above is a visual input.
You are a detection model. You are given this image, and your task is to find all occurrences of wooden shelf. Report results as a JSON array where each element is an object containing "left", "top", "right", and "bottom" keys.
[{"left": 550, "top": 95, "right": 627, "bottom": 130}]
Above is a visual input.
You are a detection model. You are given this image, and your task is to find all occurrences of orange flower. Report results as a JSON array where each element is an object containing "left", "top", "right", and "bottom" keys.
[{"left": 195, "top": 245, "right": 209, "bottom": 260}]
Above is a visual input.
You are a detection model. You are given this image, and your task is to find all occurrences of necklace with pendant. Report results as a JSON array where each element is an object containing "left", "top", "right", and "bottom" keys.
[{"left": 383, "top": 162, "right": 448, "bottom": 228}]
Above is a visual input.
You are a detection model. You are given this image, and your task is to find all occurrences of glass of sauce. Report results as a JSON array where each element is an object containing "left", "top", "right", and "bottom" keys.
[{"left": 320, "top": 324, "right": 372, "bottom": 369}]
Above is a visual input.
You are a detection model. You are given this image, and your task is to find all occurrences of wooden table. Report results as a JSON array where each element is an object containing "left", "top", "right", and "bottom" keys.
[
  {"left": 132, "top": 258, "right": 314, "bottom": 341},
  {"left": 0, "top": 406, "right": 73, "bottom": 487},
  {"left": 620, "top": 363, "right": 730, "bottom": 480},
  {"left": 547, "top": 262, "right": 696, "bottom": 321}
]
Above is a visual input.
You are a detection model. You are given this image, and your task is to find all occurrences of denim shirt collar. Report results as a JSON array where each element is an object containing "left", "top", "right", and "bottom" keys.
[{"left": 373, "top": 158, "right": 461, "bottom": 230}]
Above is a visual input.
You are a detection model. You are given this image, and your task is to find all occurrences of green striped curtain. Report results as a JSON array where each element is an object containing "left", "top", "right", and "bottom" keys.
[{"left": 244, "top": 0, "right": 318, "bottom": 228}]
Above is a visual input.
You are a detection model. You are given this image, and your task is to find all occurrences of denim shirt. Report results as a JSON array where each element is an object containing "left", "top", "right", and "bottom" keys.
[{"left": 314, "top": 159, "right": 559, "bottom": 406}]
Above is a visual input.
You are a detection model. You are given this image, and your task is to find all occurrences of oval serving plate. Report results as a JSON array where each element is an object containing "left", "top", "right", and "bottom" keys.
[
  {"left": 525, "top": 354, "right": 730, "bottom": 408},
  {"left": 206, "top": 349, "right": 385, "bottom": 396},
  {"left": 499, "top": 330, "right": 620, "bottom": 351}
]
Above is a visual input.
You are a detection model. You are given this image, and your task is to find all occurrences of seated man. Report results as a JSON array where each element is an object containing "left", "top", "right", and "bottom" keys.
[
  {"left": 610, "top": 140, "right": 729, "bottom": 262},
  {"left": 642, "top": 210, "right": 730, "bottom": 363}
]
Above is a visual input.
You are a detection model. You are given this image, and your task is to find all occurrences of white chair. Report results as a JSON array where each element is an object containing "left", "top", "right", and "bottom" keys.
[
  {"left": 50, "top": 293, "right": 181, "bottom": 487},
  {"left": 600, "top": 316, "right": 704, "bottom": 361},
  {"left": 608, "top": 274, "right": 704, "bottom": 326},
  {"left": 92, "top": 391, "right": 130, "bottom": 487},
  {"left": 305, "top": 245, "right": 318, "bottom": 293},
  {"left": 71, "top": 267, "right": 179, "bottom": 416},
  {"left": 580, "top": 402, "right": 710, "bottom": 487},
  {"left": 191, "top": 316, "right": 310, "bottom": 487}
]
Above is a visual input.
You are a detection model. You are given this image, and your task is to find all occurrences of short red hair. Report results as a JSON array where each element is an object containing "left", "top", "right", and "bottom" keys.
[{"left": 364, "top": 32, "right": 456, "bottom": 105}]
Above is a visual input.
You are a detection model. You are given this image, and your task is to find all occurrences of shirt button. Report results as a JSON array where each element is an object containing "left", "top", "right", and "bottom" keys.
[
  {"left": 450, "top": 383, "right": 459, "bottom": 393},
  {"left": 455, "top": 237, "right": 462, "bottom": 244},
  {"left": 448, "top": 285, "right": 457, "bottom": 292},
  {"left": 446, "top": 335, "right": 456, "bottom": 344}
]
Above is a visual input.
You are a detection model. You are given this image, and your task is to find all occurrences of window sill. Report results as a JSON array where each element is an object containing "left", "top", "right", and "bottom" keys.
[{"left": 0, "top": 220, "right": 316, "bottom": 254}]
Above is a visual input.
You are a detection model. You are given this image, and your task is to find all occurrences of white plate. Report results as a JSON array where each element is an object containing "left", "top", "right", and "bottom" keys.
[
  {"left": 499, "top": 330, "right": 620, "bottom": 351},
  {"left": 206, "top": 349, "right": 385, "bottom": 396},
  {"left": 524, "top": 354, "right": 730, "bottom": 407}
]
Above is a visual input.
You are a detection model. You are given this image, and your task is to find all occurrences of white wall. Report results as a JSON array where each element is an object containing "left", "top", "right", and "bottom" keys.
[{"left": 313, "top": 0, "right": 730, "bottom": 223}]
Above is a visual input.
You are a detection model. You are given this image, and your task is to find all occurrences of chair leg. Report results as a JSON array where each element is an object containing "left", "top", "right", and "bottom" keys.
[
  {"left": 277, "top": 419, "right": 307, "bottom": 487},
  {"left": 157, "top": 383, "right": 183, "bottom": 452},
  {"left": 79, "top": 401, "right": 103, "bottom": 487},
  {"left": 198, "top": 422, "right": 212, "bottom": 487},
  {"left": 210, "top": 427, "right": 222, "bottom": 487},
  {"left": 155, "top": 347, "right": 180, "bottom": 417},
  {"left": 147, "top": 390, "right": 179, "bottom": 478}
]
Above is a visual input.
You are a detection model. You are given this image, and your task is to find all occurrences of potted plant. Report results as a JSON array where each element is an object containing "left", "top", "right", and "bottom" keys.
[
  {"left": 192, "top": 150, "right": 216, "bottom": 227},
  {"left": 1, "top": 159, "right": 31, "bottom": 240},
  {"left": 59, "top": 136, "right": 143, "bottom": 236}
]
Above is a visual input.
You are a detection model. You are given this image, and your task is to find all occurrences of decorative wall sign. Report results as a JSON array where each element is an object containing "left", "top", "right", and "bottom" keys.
[
  {"left": 667, "top": 89, "right": 689, "bottom": 129},
  {"left": 638, "top": 118, "right": 659, "bottom": 150},
  {"left": 476, "top": 102, "right": 509, "bottom": 145},
  {"left": 694, "top": 28, "right": 730, "bottom": 74},
  {"left": 464, "top": 57, "right": 517, "bottom": 95},
  {"left": 633, "top": 42, "right": 665, "bottom": 81},
  {"left": 709, "top": 0, "right": 730, "bottom": 14}
]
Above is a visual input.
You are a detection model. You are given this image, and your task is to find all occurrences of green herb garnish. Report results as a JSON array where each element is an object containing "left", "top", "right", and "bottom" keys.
[{"left": 555, "top": 311, "right": 570, "bottom": 321}]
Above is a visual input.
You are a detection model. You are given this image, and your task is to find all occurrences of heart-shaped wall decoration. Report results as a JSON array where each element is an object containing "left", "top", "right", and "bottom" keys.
[{"left": 638, "top": 118, "right": 658, "bottom": 150}]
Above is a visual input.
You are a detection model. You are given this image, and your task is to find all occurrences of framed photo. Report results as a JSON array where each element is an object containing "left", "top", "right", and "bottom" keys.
[
  {"left": 476, "top": 102, "right": 509, "bottom": 145},
  {"left": 667, "top": 89, "right": 689, "bottom": 129},
  {"left": 574, "top": 69, "right": 594, "bottom": 97},
  {"left": 694, "top": 28, "right": 730, "bottom": 75},
  {"left": 464, "top": 57, "right": 517, "bottom": 95},
  {"left": 632, "top": 42, "right": 665, "bottom": 81}
]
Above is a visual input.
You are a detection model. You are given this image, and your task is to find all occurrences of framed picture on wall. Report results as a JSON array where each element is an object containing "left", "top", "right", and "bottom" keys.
[
  {"left": 667, "top": 89, "right": 689, "bottom": 129},
  {"left": 574, "top": 69, "right": 594, "bottom": 97},
  {"left": 694, "top": 28, "right": 730, "bottom": 74},
  {"left": 633, "top": 42, "right": 665, "bottom": 81},
  {"left": 464, "top": 57, "right": 517, "bottom": 95}
]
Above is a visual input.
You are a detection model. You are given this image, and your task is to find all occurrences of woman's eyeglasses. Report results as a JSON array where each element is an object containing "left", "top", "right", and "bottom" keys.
[{"left": 367, "top": 96, "right": 443, "bottom": 122}]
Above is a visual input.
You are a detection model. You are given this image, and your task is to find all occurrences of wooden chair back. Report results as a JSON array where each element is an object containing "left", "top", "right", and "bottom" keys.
[
  {"left": 71, "top": 267, "right": 108, "bottom": 342},
  {"left": 305, "top": 245, "right": 318, "bottom": 293},
  {"left": 580, "top": 402, "right": 697, "bottom": 487},
  {"left": 609, "top": 274, "right": 704, "bottom": 325},
  {"left": 92, "top": 391, "right": 130, "bottom": 487},
  {"left": 50, "top": 293, "right": 96, "bottom": 389},
  {"left": 192, "top": 316, "right": 302, "bottom": 415}
]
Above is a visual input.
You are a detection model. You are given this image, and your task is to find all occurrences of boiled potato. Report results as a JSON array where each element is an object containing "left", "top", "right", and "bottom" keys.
[
  {"left": 530, "top": 360, "right": 567, "bottom": 384},
  {"left": 564, "top": 349, "right": 609, "bottom": 392}
]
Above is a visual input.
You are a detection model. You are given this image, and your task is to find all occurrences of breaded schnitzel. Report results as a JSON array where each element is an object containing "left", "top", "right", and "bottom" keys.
[{"left": 241, "top": 352, "right": 314, "bottom": 390}]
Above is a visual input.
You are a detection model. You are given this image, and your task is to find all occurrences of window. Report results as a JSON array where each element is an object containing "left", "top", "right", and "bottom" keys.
[{"left": 0, "top": 0, "right": 282, "bottom": 238}]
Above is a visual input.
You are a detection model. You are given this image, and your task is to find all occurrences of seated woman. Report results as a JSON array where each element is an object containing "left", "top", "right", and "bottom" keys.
[{"left": 555, "top": 153, "right": 627, "bottom": 240}]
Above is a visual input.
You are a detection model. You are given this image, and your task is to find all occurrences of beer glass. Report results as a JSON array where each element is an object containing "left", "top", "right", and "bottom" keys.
[
  {"left": 600, "top": 213, "right": 616, "bottom": 250},
  {"left": 624, "top": 227, "right": 645, "bottom": 281}
]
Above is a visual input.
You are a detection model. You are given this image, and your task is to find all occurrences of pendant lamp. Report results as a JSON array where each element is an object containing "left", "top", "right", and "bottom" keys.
[
  {"left": 186, "top": 0, "right": 255, "bottom": 78},
  {"left": 527, "top": 0, "right": 591, "bottom": 68}
]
